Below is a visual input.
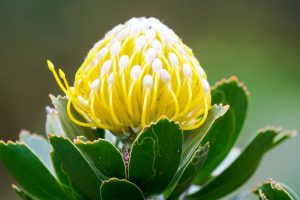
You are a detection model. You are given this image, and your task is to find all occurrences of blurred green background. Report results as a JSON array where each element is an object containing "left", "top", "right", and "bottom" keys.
[{"left": 0, "top": 0, "right": 299, "bottom": 199}]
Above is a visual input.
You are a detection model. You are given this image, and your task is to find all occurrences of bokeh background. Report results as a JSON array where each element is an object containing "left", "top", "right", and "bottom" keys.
[{"left": 1, "top": 0, "right": 299, "bottom": 199}]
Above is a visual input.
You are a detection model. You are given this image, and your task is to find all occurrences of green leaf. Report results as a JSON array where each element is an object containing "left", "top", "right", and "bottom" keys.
[
  {"left": 100, "top": 178, "right": 145, "bottom": 200},
  {"left": 45, "top": 106, "right": 65, "bottom": 137},
  {"left": 194, "top": 77, "right": 248, "bottom": 184},
  {"left": 163, "top": 105, "right": 228, "bottom": 199},
  {"left": 283, "top": 186, "right": 300, "bottom": 200},
  {"left": 49, "top": 135, "right": 101, "bottom": 199},
  {"left": 211, "top": 147, "right": 241, "bottom": 177},
  {"left": 0, "top": 141, "right": 67, "bottom": 200},
  {"left": 166, "top": 143, "right": 209, "bottom": 200},
  {"left": 253, "top": 179, "right": 299, "bottom": 200},
  {"left": 183, "top": 105, "right": 228, "bottom": 165},
  {"left": 19, "top": 130, "right": 55, "bottom": 176},
  {"left": 128, "top": 118, "right": 183, "bottom": 196},
  {"left": 75, "top": 138, "right": 126, "bottom": 179},
  {"left": 12, "top": 185, "right": 34, "bottom": 200},
  {"left": 49, "top": 95, "right": 103, "bottom": 140},
  {"left": 186, "top": 128, "right": 296, "bottom": 200},
  {"left": 50, "top": 151, "right": 86, "bottom": 200}
]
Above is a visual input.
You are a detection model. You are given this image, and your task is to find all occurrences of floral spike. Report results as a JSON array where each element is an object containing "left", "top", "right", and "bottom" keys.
[{"left": 48, "top": 17, "right": 211, "bottom": 136}]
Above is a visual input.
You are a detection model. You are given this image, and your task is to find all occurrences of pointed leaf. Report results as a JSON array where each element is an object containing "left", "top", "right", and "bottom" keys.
[
  {"left": 100, "top": 178, "right": 145, "bottom": 200},
  {"left": 45, "top": 106, "right": 65, "bottom": 137},
  {"left": 19, "top": 130, "right": 55, "bottom": 176},
  {"left": 186, "top": 128, "right": 296, "bottom": 200},
  {"left": 49, "top": 135, "right": 101, "bottom": 199},
  {"left": 211, "top": 147, "right": 241, "bottom": 177},
  {"left": 12, "top": 185, "right": 34, "bottom": 200},
  {"left": 51, "top": 151, "right": 86, "bottom": 200},
  {"left": 194, "top": 77, "right": 248, "bottom": 184},
  {"left": 128, "top": 118, "right": 183, "bottom": 195},
  {"left": 50, "top": 95, "right": 103, "bottom": 140},
  {"left": 166, "top": 143, "right": 209, "bottom": 200},
  {"left": 163, "top": 105, "right": 228, "bottom": 198},
  {"left": 75, "top": 138, "right": 126, "bottom": 179},
  {"left": 183, "top": 105, "right": 228, "bottom": 165},
  {"left": 253, "top": 179, "right": 299, "bottom": 200},
  {"left": 0, "top": 141, "right": 67, "bottom": 200}
]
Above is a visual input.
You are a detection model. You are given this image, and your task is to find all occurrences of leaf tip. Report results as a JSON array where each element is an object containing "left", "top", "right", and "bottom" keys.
[
  {"left": 212, "top": 76, "right": 250, "bottom": 96},
  {"left": 11, "top": 184, "right": 18, "bottom": 190},
  {"left": 49, "top": 93, "right": 55, "bottom": 100},
  {"left": 48, "top": 133, "right": 55, "bottom": 138},
  {"left": 48, "top": 133, "right": 66, "bottom": 142},
  {"left": 0, "top": 140, "right": 6, "bottom": 147},
  {"left": 290, "top": 130, "right": 298, "bottom": 137}
]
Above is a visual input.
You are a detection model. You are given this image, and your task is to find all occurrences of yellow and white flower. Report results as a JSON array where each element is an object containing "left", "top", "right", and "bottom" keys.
[{"left": 48, "top": 17, "right": 211, "bottom": 135}]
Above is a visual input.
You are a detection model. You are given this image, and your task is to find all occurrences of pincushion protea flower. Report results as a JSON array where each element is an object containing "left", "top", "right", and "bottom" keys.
[
  {"left": 48, "top": 17, "right": 211, "bottom": 135},
  {"left": 0, "top": 16, "right": 297, "bottom": 200}
]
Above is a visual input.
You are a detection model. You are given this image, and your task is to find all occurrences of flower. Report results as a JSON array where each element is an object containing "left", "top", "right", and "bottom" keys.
[{"left": 48, "top": 17, "right": 211, "bottom": 135}]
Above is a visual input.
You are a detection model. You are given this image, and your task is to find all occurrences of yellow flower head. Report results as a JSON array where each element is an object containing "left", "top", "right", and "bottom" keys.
[{"left": 48, "top": 17, "right": 211, "bottom": 135}]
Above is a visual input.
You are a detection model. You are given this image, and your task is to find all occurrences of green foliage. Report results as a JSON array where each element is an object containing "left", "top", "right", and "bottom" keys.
[
  {"left": 186, "top": 128, "right": 295, "bottom": 200},
  {"left": 49, "top": 135, "right": 101, "bottom": 199},
  {"left": 75, "top": 138, "right": 126, "bottom": 179},
  {"left": 0, "top": 141, "right": 67, "bottom": 200},
  {"left": 50, "top": 151, "right": 85, "bottom": 199},
  {"left": 128, "top": 119, "right": 183, "bottom": 195},
  {"left": 253, "top": 179, "right": 299, "bottom": 200},
  {"left": 164, "top": 104, "right": 228, "bottom": 199},
  {"left": 19, "top": 130, "right": 55, "bottom": 176},
  {"left": 0, "top": 77, "right": 298, "bottom": 200},
  {"left": 166, "top": 143, "right": 209, "bottom": 200},
  {"left": 100, "top": 178, "right": 145, "bottom": 200},
  {"left": 12, "top": 185, "right": 34, "bottom": 200},
  {"left": 194, "top": 77, "right": 248, "bottom": 184}
]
